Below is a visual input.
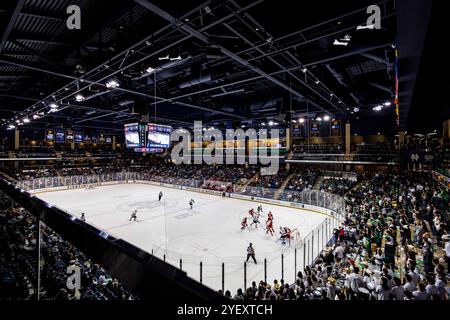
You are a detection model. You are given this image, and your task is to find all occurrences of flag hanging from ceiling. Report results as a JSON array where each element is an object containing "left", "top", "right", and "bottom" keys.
[{"left": 394, "top": 45, "right": 399, "bottom": 126}]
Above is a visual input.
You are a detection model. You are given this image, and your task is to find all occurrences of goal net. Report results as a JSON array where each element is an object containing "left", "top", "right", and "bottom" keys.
[{"left": 288, "top": 228, "right": 302, "bottom": 248}]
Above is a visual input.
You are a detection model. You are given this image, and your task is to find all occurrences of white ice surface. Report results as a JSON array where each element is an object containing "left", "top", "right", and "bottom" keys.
[{"left": 35, "top": 183, "right": 327, "bottom": 294}]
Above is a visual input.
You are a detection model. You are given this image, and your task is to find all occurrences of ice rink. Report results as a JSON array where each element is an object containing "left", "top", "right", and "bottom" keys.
[{"left": 35, "top": 183, "right": 328, "bottom": 293}]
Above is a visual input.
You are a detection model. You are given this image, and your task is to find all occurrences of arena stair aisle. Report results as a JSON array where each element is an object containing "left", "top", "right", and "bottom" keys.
[
  {"left": 312, "top": 175, "right": 325, "bottom": 190},
  {"left": 273, "top": 173, "right": 294, "bottom": 199}
]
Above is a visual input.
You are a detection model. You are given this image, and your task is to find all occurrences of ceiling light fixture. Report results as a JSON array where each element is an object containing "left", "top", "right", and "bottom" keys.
[
  {"left": 373, "top": 105, "right": 383, "bottom": 111},
  {"left": 333, "top": 39, "right": 349, "bottom": 46},
  {"left": 105, "top": 80, "right": 119, "bottom": 88},
  {"left": 169, "top": 55, "right": 182, "bottom": 61},
  {"left": 75, "top": 94, "right": 85, "bottom": 102},
  {"left": 323, "top": 115, "right": 331, "bottom": 121}
]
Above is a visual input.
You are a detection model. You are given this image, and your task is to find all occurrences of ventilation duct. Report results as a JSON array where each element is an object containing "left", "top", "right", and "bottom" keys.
[{"left": 178, "top": 74, "right": 212, "bottom": 89}]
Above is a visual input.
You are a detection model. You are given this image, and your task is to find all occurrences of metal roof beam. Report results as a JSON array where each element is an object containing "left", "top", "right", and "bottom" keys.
[{"left": 0, "top": 0, "right": 26, "bottom": 54}]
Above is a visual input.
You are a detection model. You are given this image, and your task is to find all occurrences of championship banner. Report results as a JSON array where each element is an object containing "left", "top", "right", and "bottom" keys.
[
  {"left": 406, "top": 150, "right": 426, "bottom": 163},
  {"left": 45, "top": 130, "right": 55, "bottom": 142},
  {"left": 331, "top": 120, "right": 341, "bottom": 136},
  {"left": 292, "top": 124, "right": 302, "bottom": 138},
  {"left": 310, "top": 121, "right": 320, "bottom": 137}
]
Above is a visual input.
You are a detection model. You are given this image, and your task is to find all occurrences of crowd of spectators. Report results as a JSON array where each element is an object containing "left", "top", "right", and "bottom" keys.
[
  {"left": 320, "top": 177, "right": 358, "bottom": 196},
  {"left": 0, "top": 192, "right": 137, "bottom": 300}
]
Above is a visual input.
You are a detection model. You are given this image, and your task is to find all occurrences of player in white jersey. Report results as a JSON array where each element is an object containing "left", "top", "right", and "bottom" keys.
[
  {"left": 189, "top": 198, "right": 195, "bottom": 209},
  {"left": 250, "top": 212, "right": 261, "bottom": 228}
]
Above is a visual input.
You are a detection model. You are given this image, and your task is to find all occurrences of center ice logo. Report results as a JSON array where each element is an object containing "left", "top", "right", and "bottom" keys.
[{"left": 170, "top": 121, "right": 279, "bottom": 175}]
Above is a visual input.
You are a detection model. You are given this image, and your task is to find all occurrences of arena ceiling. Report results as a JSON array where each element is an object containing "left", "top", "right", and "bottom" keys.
[{"left": 0, "top": 0, "right": 434, "bottom": 135}]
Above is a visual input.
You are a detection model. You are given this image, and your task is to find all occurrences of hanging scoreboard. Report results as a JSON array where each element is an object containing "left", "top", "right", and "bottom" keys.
[
  {"left": 124, "top": 122, "right": 172, "bottom": 151},
  {"left": 147, "top": 123, "right": 171, "bottom": 148},
  {"left": 124, "top": 123, "right": 141, "bottom": 148}
]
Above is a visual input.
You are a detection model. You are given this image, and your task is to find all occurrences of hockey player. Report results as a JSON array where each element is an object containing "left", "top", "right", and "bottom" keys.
[
  {"left": 266, "top": 219, "right": 274, "bottom": 236},
  {"left": 250, "top": 212, "right": 261, "bottom": 228},
  {"left": 279, "top": 227, "right": 288, "bottom": 245},
  {"left": 80, "top": 212, "right": 86, "bottom": 222},
  {"left": 129, "top": 210, "right": 137, "bottom": 222},
  {"left": 158, "top": 191, "right": 163, "bottom": 201},
  {"left": 257, "top": 205, "right": 263, "bottom": 213},
  {"left": 189, "top": 198, "right": 195, "bottom": 209},
  {"left": 266, "top": 211, "right": 273, "bottom": 223},
  {"left": 248, "top": 208, "right": 255, "bottom": 218},
  {"left": 241, "top": 217, "right": 248, "bottom": 230}
]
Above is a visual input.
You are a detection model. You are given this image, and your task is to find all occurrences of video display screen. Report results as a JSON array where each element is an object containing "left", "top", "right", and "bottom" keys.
[
  {"left": 56, "top": 130, "right": 65, "bottom": 143},
  {"left": 147, "top": 123, "right": 171, "bottom": 148},
  {"left": 124, "top": 123, "right": 140, "bottom": 148},
  {"left": 66, "top": 133, "right": 74, "bottom": 142},
  {"left": 74, "top": 132, "right": 83, "bottom": 143},
  {"left": 46, "top": 130, "right": 55, "bottom": 142}
]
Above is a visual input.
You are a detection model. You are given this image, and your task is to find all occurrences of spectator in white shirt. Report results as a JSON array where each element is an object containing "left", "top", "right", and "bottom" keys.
[
  {"left": 391, "top": 277, "right": 405, "bottom": 300},
  {"left": 333, "top": 243, "right": 345, "bottom": 261},
  {"left": 408, "top": 268, "right": 420, "bottom": 286},
  {"left": 403, "top": 274, "right": 416, "bottom": 292},
  {"left": 412, "top": 283, "right": 428, "bottom": 300},
  {"left": 425, "top": 275, "right": 439, "bottom": 299},
  {"left": 375, "top": 277, "right": 392, "bottom": 300}
]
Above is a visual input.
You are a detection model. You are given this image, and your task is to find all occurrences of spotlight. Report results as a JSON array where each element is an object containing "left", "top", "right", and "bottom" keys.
[
  {"left": 23, "top": 118, "right": 30, "bottom": 123},
  {"left": 8, "top": 124, "right": 15, "bottom": 129},
  {"left": 105, "top": 80, "right": 119, "bottom": 88},
  {"left": 169, "top": 55, "right": 182, "bottom": 61},
  {"left": 323, "top": 115, "right": 331, "bottom": 121},
  {"left": 316, "top": 117, "right": 322, "bottom": 122},
  {"left": 146, "top": 67, "right": 155, "bottom": 74},
  {"left": 333, "top": 39, "right": 349, "bottom": 46},
  {"left": 268, "top": 121, "right": 274, "bottom": 126},
  {"left": 383, "top": 101, "right": 392, "bottom": 106},
  {"left": 301, "top": 68, "right": 307, "bottom": 73},
  {"left": 50, "top": 103, "right": 58, "bottom": 109},
  {"left": 373, "top": 105, "right": 383, "bottom": 111},
  {"left": 75, "top": 94, "right": 85, "bottom": 102},
  {"left": 261, "top": 122, "right": 266, "bottom": 126},
  {"left": 299, "top": 118, "right": 305, "bottom": 124},
  {"left": 33, "top": 114, "right": 40, "bottom": 119},
  {"left": 353, "top": 107, "right": 359, "bottom": 113},
  {"left": 315, "top": 80, "right": 320, "bottom": 85}
]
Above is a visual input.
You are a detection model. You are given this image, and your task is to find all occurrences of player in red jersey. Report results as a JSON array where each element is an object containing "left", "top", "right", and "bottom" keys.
[
  {"left": 266, "top": 211, "right": 273, "bottom": 222},
  {"left": 266, "top": 219, "right": 274, "bottom": 236},
  {"left": 241, "top": 217, "right": 248, "bottom": 230},
  {"left": 248, "top": 208, "right": 255, "bottom": 218}
]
